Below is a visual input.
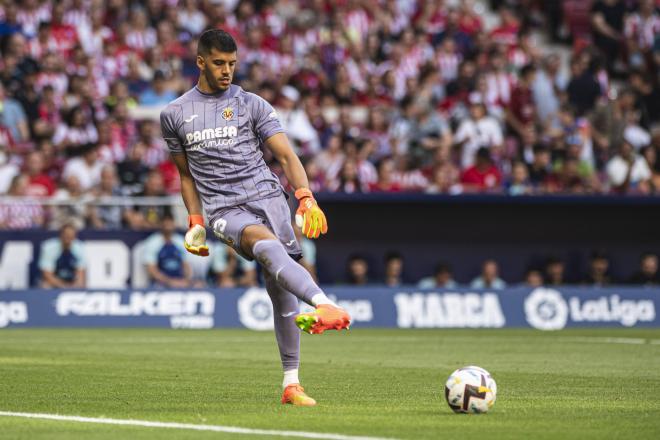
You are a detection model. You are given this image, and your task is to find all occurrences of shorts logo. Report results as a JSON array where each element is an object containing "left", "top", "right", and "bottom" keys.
[{"left": 222, "top": 107, "right": 234, "bottom": 120}]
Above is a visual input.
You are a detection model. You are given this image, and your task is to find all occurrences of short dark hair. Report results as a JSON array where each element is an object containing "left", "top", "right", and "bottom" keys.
[
  {"left": 434, "top": 262, "right": 452, "bottom": 275},
  {"left": 197, "top": 29, "right": 237, "bottom": 56},
  {"left": 520, "top": 63, "right": 536, "bottom": 78},
  {"left": 384, "top": 251, "right": 403, "bottom": 263}
]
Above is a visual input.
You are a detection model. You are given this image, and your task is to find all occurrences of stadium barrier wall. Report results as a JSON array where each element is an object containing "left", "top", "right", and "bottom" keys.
[
  {"left": 0, "top": 287, "right": 658, "bottom": 330},
  {"left": 3, "top": 192, "right": 660, "bottom": 289}
]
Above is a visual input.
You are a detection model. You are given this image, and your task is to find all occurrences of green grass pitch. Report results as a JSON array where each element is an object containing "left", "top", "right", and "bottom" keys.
[{"left": 0, "top": 328, "right": 659, "bottom": 440}]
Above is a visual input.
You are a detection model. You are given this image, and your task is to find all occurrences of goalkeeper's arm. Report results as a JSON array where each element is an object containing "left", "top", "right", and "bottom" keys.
[
  {"left": 265, "top": 133, "right": 327, "bottom": 238},
  {"left": 171, "top": 153, "right": 209, "bottom": 256}
]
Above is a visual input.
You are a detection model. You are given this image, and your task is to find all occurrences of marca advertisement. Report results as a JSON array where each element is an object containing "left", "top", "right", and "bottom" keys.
[{"left": 0, "top": 287, "right": 658, "bottom": 330}]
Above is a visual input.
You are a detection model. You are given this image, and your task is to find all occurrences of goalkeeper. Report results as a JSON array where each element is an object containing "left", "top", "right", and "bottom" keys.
[{"left": 160, "top": 29, "right": 350, "bottom": 407}]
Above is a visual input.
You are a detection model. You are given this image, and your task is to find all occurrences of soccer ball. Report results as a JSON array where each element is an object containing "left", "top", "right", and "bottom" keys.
[{"left": 444, "top": 366, "right": 497, "bottom": 414}]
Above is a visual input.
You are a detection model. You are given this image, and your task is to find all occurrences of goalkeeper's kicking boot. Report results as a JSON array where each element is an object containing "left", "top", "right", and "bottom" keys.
[
  {"left": 295, "top": 304, "right": 351, "bottom": 335},
  {"left": 281, "top": 384, "right": 316, "bottom": 407}
]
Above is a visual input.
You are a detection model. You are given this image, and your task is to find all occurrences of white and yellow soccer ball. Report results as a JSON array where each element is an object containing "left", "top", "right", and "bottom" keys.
[{"left": 444, "top": 366, "right": 497, "bottom": 414}]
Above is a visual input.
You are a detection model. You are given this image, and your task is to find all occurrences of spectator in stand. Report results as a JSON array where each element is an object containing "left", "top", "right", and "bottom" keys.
[
  {"left": 409, "top": 99, "right": 452, "bottom": 167},
  {"left": 418, "top": 262, "right": 458, "bottom": 289},
  {"left": 314, "top": 133, "right": 344, "bottom": 187},
  {"left": 0, "top": 174, "right": 45, "bottom": 229},
  {"left": 591, "top": 88, "right": 638, "bottom": 157},
  {"left": 544, "top": 256, "right": 566, "bottom": 285},
  {"left": 117, "top": 143, "right": 150, "bottom": 195},
  {"left": 566, "top": 54, "right": 602, "bottom": 117},
  {"left": 38, "top": 223, "right": 86, "bottom": 288},
  {"left": 138, "top": 70, "right": 177, "bottom": 105},
  {"left": 523, "top": 267, "right": 544, "bottom": 287},
  {"left": 640, "top": 145, "right": 660, "bottom": 192},
  {"left": 507, "top": 160, "right": 532, "bottom": 195},
  {"left": 455, "top": 94, "right": 504, "bottom": 169},
  {"left": 62, "top": 145, "right": 103, "bottom": 192},
  {"left": 124, "top": 169, "right": 170, "bottom": 230},
  {"left": 383, "top": 251, "right": 405, "bottom": 287},
  {"left": 53, "top": 106, "right": 98, "bottom": 157},
  {"left": 606, "top": 138, "right": 652, "bottom": 194},
  {"left": 275, "top": 85, "right": 320, "bottom": 155},
  {"left": 0, "top": 81, "right": 29, "bottom": 142},
  {"left": 369, "top": 157, "right": 401, "bottom": 192},
  {"left": 346, "top": 254, "right": 369, "bottom": 285},
  {"left": 505, "top": 64, "right": 536, "bottom": 142},
  {"left": 629, "top": 70, "right": 660, "bottom": 128},
  {"left": 470, "top": 259, "right": 506, "bottom": 289},
  {"left": 50, "top": 174, "right": 92, "bottom": 230},
  {"left": 24, "top": 150, "right": 56, "bottom": 197},
  {"left": 591, "top": 0, "right": 627, "bottom": 74},
  {"left": 143, "top": 214, "right": 193, "bottom": 288},
  {"left": 425, "top": 144, "right": 461, "bottom": 194},
  {"left": 461, "top": 147, "right": 502, "bottom": 192},
  {"left": 211, "top": 243, "right": 257, "bottom": 288},
  {"left": 582, "top": 250, "right": 613, "bottom": 286},
  {"left": 625, "top": 0, "right": 660, "bottom": 71},
  {"left": 0, "top": 140, "right": 19, "bottom": 193},
  {"left": 88, "top": 165, "right": 123, "bottom": 230},
  {"left": 533, "top": 54, "right": 566, "bottom": 129},
  {"left": 330, "top": 159, "right": 363, "bottom": 194},
  {"left": 629, "top": 252, "right": 660, "bottom": 285},
  {"left": 527, "top": 144, "right": 552, "bottom": 191}
]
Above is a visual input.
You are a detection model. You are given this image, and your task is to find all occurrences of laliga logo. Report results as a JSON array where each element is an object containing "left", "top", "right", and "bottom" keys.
[
  {"left": 0, "top": 301, "right": 28, "bottom": 328},
  {"left": 238, "top": 288, "right": 274, "bottom": 331},
  {"left": 524, "top": 288, "right": 569, "bottom": 331}
]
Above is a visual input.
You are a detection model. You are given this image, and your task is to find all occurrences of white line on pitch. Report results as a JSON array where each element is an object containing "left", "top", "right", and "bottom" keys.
[
  {"left": 561, "top": 337, "right": 648, "bottom": 345},
  {"left": 0, "top": 411, "right": 399, "bottom": 440}
]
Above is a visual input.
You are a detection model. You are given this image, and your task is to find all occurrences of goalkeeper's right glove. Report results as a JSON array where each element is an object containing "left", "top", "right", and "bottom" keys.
[{"left": 184, "top": 214, "right": 209, "bottom": 256}]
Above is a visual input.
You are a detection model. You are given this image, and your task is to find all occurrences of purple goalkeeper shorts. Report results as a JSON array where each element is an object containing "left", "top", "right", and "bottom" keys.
[{"left": 208, "top": 193, "right": 302, "bottom": 261}]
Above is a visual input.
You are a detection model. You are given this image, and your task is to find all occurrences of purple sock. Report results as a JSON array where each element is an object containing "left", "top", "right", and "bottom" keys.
[
  {"left": 252, "top": 239, "right": 321, "bottom": 306},
  {"left": 264, "top": 271, "right": 300, "bottom": 371}
]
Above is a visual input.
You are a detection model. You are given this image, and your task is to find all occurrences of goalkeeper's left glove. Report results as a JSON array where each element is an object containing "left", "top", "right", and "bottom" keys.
[
  {"left": 184, "top": 214, "right": 209, "bottom": 256},
  {"left": 294, "top": 188, "right": 328, "bottom": 239}
]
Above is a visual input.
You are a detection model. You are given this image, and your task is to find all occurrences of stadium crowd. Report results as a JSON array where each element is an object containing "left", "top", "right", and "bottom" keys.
[{"left": 0, "top": 0, "right": 659, "bottom": 232}]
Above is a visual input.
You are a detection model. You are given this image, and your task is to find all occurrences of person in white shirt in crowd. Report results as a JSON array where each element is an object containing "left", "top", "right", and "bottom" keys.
[
  {"left": 275, "top": 85, "right": 320, "bottom": 155},
  {"left": 532, "top": 54, "right": 567, "bottom": 129},
  {"left": 62, "top": 144, "right": 103, "bottom": 192},
  {"left": 38, "top": 223, "right": 86, "bottom": 288},
  {"left": 50, "top": 174, "right": 92, "bottom": 230},
  {"left": 455, "top": 94, "right": 504, "bottom": 168},
  {"left": 606, "top": 137, "right": 652, "bottom": 194}
]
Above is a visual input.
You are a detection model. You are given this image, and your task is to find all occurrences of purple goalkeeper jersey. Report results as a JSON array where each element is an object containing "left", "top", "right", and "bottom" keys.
[{"left": 160, "top": 85, "right": 285, "bottom": 213}]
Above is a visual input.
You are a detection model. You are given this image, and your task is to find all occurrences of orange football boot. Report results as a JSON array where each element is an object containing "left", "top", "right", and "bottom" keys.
[
  {"left": 281, "top": 384, "right": 316, "bottom": 406},
  {"left": 295, "top": 304, "right": 351, "bottom": 334}
]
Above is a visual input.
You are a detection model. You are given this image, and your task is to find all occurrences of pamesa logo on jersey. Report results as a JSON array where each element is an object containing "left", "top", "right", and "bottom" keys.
[{"left": 185, "top": 126, "right": 238, "bottom": 150}]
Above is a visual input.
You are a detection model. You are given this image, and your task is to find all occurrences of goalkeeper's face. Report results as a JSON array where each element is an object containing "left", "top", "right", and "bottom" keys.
[{"left": 198, "top": 49, "right": 237, "bottom": 92}]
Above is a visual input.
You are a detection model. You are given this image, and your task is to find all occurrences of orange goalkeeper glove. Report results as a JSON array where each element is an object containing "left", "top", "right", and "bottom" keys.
[
  {"left": 294, "top": 188, "right": 328, "bottom": 239},
  {"left": 184, "top": 214, "right": 209, "bottom": 256}
]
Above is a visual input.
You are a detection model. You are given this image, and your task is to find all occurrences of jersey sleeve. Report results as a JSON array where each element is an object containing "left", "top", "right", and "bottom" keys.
[
  {"left": 250, "top": 94, "right": 284, "bottom": 141},
  {"left": 160, "top": 106, "right": 184, "bottom": 154}
]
